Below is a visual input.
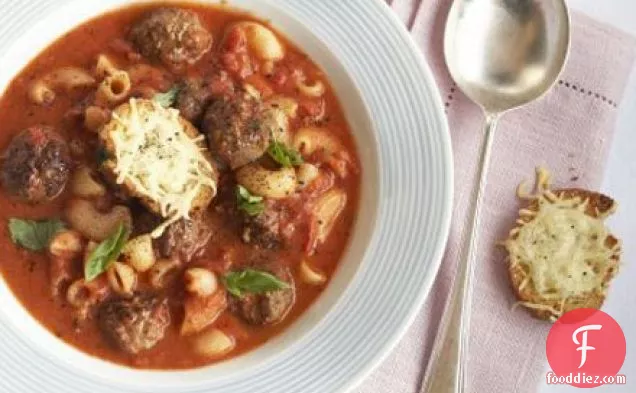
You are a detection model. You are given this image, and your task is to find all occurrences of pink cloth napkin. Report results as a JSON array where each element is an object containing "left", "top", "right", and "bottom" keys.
[{"left": 356, "top": 1, "right": 636, "bottom": 393}]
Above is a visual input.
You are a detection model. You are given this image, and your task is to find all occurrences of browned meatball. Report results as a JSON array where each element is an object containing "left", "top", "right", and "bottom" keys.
[
  {"left": 176, "top": 78, "right": 212, "bottom": 125},
  {"left": 228, "top": 266, "right": 294, "bottom": 325},
  {"left": 134, "top": 209, "right": 214, "bottom": 263},
  {"left": 176, "top": 72, "right": 235, "bottom": 125},
  {"left": 98, "top": 294, "right": 170, "bottom": 354},
  {"left": 1, "top": 126, "right": 71, "bottom": 203},
  {"left": 242, "top": 203, "right": 283, "bottom": 250},
  {"left": 203, "top": 93, "right": 270, "bottom": 169},
  {"left": 158, "top": 210, "right": 214, "bottom": 263},
  {"left": 130, "top": 8, "right": 213, "bottom": 69}
]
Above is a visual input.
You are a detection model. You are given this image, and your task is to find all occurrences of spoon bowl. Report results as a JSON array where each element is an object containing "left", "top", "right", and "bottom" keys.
[{"left": 444, "top": 0, "right": 570, "bottom": 113}]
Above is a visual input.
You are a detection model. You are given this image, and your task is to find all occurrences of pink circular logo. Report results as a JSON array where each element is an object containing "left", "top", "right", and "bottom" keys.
[{"left": 546, "top": 308, "right": 626, "bottom": 388}]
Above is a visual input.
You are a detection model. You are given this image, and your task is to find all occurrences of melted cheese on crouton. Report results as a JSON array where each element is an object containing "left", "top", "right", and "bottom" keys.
[
  {"left": 109, "top": 98, "right": 216, "bottom": 236},
  {"left": 507, "top": 196, "right": 617, "bottom": 298}
]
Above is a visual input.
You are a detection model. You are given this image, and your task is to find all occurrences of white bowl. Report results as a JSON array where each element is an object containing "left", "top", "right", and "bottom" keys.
[{"left": 0, "top": 1, "right": 453, "bottom": 392}]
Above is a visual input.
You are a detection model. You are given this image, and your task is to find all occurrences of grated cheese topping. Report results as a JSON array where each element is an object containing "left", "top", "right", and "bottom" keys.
[
  {"left": 108, "top": 98, "right": 216, "bottom": 237},
  {"left": 506, "top": 193, "right": 618, "bottom": 298}
]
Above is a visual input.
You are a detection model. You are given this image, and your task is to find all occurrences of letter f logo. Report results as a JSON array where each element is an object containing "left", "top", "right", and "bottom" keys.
[{"left": 572, "top": 324, "right": 603, "bottom": 368}]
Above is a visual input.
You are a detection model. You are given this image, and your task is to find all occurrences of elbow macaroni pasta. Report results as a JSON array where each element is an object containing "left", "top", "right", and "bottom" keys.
[
  {"left": 66, "top": 278, "right": 108, "bottom": 309},
  {"left": 122, "top": 234, "right": 156, "bottom": 272},
  {"left": 95, "top": 70, "right": 131, "bottom": 106},
  {"left": 149, "top": 259, "right": 181, "bottom": 289},
  {"left": 235, "top": 22, "right": 285, "bottom": 61},
  {"left": 299, "top": 260, "right": 327, "bottom": 285},
  {"left": 293, "top": 127, "right": 344, "bottom": 156},
  {"left": 66, "top": 199, "right": 133, "bottom": 242},
  {"left": 192, "top": 329, "right": 235, "bottom": 358},
  {"left": 70, "top": 166, "right": 107, "bottom": 198},
  {"left": 184, "top": 268, "right": 218, "bottom": 297},
  {"left": 48, "top": 230, "right": 84, "bottom": 260},
  {"left": 95, "top": 54, "right": 120, "bottom": 79},
  {"left": 84, "top": 105, "right": 110, "bottom": 132},
  {"left": 296, "top": 163, "right": 320, "bottom": 189},
  {"left": 29, "top": 67, "right": 96, "bottom": 105},
  {"left": 236, "top": 164, "right": 297, "bottom": 199},
  {"left": 296, "top": 79, "right": 325, "bottom": 97},
  {"left": 107, "top": 261, "right": 137, "bottom": 297},
  {"left": 312, "top": 188, "right": 347, "bottom": 244}
]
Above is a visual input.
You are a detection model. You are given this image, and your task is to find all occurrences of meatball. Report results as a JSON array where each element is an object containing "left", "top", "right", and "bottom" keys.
[
  {"left": 136, "top": 209, "right": 214, "bottom": 263},
  {"left": 228, "top": 266, "right": 294, "bottom": 325},
  {"left": 98, "top": 294, "right": 170, "bottom": 354},
  {"left": 203, "top": 93, "right": 270, "bottom": 169},
  {"left": 176, "top": 72, "right": 235, "bottom": 125},
  {"left": 242, "top": 204, "right": 283, "bottom": 250},
  {"left": 130, "top": 8, "right": 213, "bottom": 69},
  {"left": 176, "top": 78, "right": 212, "bottom": 125},
  {"left": 1, "top": 126, "right": 71, "bottom": 203},
  {"left": 158, "top": 210, "right": 214, "bottom": 263}
]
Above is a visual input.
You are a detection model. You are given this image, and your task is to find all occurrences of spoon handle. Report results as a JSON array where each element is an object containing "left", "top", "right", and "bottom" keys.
[{"left": 420, "top": 113, "right": 499, "bottom": 393}]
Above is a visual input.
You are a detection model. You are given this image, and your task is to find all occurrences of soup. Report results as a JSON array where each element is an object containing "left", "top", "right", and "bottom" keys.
[{"left": 0, "top": 2, "right": 359, "bottom": 369}]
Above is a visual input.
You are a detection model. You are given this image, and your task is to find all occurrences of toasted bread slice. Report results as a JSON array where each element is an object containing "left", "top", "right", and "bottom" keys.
[
  {"left": 99, "top": 99, "right": 217, "bottom": 236},
  {"left": 504, "top": 168, "right": 621, "bottom": 321}
]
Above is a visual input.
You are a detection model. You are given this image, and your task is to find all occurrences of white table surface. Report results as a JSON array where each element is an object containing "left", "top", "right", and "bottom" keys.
[{"left": 538, "top": 1, "right": 636, "bottom": 392}]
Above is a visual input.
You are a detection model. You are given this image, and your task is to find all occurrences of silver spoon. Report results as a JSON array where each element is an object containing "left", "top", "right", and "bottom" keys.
[{"left": 420, "top": 1, "right": 570, "bottom": 392}]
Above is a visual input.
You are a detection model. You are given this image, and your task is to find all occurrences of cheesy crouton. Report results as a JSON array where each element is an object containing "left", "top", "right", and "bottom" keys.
[
  {"left": 99, "top": 98, "right": 217, "bottom": 237},
  {"left": 504, "top": 168, "right": 621, "bottom": 321}
]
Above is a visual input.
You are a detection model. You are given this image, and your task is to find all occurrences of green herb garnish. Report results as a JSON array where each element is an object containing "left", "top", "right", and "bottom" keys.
[
  {"left": 84, "top": 223, "right": 130, "bottom": 282},
  {"left": 153, "top": 85, "right": 182, "bottom": 108},
  {"left": 223, "top": 268, "right": 290, "bottom": 298},
  {"left": 236, "top": 185, "right": 265, "bottom": 217},
  {"left": 8, "top": 218, "right": 66, "bottom": 252},
  {"left": 267, "top": 141, "right": 303, "bottom": 168}
]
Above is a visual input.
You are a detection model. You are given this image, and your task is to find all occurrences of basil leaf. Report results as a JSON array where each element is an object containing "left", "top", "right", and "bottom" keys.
[
  {"left": 223, "top": 268, "right": 290, "bottom": 298},
  {"left": 153, "top": 85, "right": 182, "bottom": 108},
  {"left": 8, "top": 218, "right": 66, "bottom": 252},
  {"left": 84, "top": 223, "right": 130, "bottom": 282},
  {"left": 267, "top": 141, "right": 303, "bottom": 168},
  {"left": 236, "top": 185, "right": 265, "bottom": 217}
]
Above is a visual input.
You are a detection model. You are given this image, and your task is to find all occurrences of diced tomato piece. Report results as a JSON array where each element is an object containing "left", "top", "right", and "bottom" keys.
[
  {"left": 217, "top": 314, "right": 250, "bottom": 341},
  {"left": 181, "top": 290, "right": 228, "bottom": 336},
  {"left": 303, "top": 169, "right": 335, "bottom": 198},
  {"left": 290, "top": 67, "right": 304, "bottom": 81},
  {"left": 299, "top": 98, "right": 325, "bottom": 118},
  {"left": 128, "top": 63, "right": 171, "bottom": 91},
  {"left": 224, "top": 26, "right": 247, "bottom": 53},
  {"left": 221, "top": 52, "right": 253, "bottom": 79},
  {"left": 270, "top": 69, "right": 288, "bottom": 87},
  {"left": 326, "top": 156, "right": 348, "bottom": 179},
  {"left": 109, "top": 38, "right": 141, "bottom": 61},
  {"left": 208, "top": 72, "right": 235, "bottom": 97},
  {"left": 221, "top": 53, "right": 241, "bottom": 74}
]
